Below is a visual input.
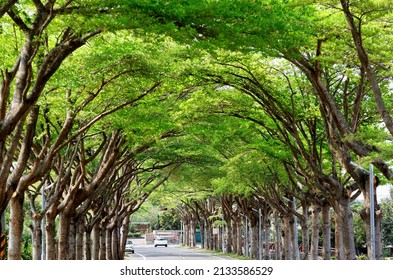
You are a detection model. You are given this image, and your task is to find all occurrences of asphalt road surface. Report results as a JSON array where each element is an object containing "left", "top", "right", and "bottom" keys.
[{"left": 125, "top": 239, "right": 234, "bottom": 260}]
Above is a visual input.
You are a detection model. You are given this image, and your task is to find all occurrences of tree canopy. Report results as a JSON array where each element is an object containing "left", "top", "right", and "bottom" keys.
[{"left": 1, "top": 0, "right": 392, "bottom": 260}]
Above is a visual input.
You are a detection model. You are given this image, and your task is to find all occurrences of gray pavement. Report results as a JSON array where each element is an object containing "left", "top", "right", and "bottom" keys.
[{"left": 125, "top": 239, "right": 234, "bottom": 260}]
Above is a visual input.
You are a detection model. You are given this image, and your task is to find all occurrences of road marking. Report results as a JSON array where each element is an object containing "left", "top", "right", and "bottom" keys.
[{"left": 134, "top": 252, "right": 146, "bottom": 260}]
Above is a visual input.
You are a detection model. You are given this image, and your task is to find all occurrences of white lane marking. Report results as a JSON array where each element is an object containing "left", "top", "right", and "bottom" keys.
[{"left": 134, "top": 252, "right": 146, "bottom": 260}]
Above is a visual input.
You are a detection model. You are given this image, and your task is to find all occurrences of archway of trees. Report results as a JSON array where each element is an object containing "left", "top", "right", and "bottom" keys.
[{"left": 1, "top": 0, "right": 392, "bottom": 260}]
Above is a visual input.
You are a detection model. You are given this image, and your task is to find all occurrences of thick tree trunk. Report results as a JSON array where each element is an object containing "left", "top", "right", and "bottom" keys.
[
  {"left": 68, "top": 218, "right": 76, "bottom": 259},
  {"left": 120, "top": 216, "right": 130, "bottom": 260},
  {"left": 58, "top": 212, "right": 71, "bottom": 260},
  {"left": 99, "top": 224, "right": 107, "bottom": 260},
  {"left": 106, "top": 228, "right": 112, "bottom": 260},
  {"left": 8, "top": 193, "right": 24, "bottom": 260},
  {"left": 282, "top": 217, "right": 291, "bottom": 260},
  {"left": 111, "top": 227, "right": 119, "bottom": 260},
  {"left": 250, "top": 223, "right": 258, "bottom": 259},
  {"left": 75, "top": 220, "right": 84, "bottom": 260},
  {"left": 334, "top": 212, "right": 344, "bottom": 260},
  {"left": 322, "top": 203, "right": 331, "bottom": 260},
  {"left": 30, "top": 215, "right": 42, "bottom": 260},
  {"left": 200, "top": 220, "right": 205, "bottom": 249},
  {"left": 91, "top": 223, "right": 100, "bottom": 260},
  {"left": 206, "top": 220, "right": 213, "bottom": 250},
  {"left": 337, "top": 196, "right": 356, "bottom": 260},
  {"left": 84, "top": 230, "right": 92, "bottom": 260},
  {"left": 45, "top": 206, "right": 57, "bottom": 260},
  {"left": 264, "top": 219, "right": 271, "bottom": 260},
  {"left": 236, "top": 219, "right": 242, "bottom": 255},
  {"left": 274, "top": 213, "right": 281, "bottom": 260},
  {"left": 190, "top": 218, "right": 196, "bottom": 247},
  {"left": 300, "top": 204, "right": 310, "bottom": 260},
  {"left": 225, "top": 217, "right": 232, "bottom": 253},
  {"left": 310, "top": 205, "right": 321, "bottom": 260}
]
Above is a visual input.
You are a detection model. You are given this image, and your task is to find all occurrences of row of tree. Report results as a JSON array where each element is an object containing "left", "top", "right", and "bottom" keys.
[
  {"left": 141, "top": 0, "right": 393, "bottom": 260},
  {"left": 0, "top": 1, "right": 196, "bottom": 260},
  {"left": 1, "top": 0, "right": 393, "bottom": 260}
]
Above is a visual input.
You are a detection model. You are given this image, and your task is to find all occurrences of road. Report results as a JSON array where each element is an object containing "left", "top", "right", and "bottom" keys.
[{"left": 125, "top": 239, "right": 234, "bottom": 260}]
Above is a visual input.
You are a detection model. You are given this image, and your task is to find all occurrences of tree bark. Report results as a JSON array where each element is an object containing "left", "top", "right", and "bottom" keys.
[
  {"left": 249, "top": 216, "right": 259, "bottom": 259},
  {"left": 8, "top": 193, "right": 24, "bottom": 259},
  {"left": 310, "top": 204, "right": 321, "bottom": 260},
  {"left": 75, "top": 219, "right": 84, "bottom": 260},
  {"left": 321, "top": 203, "right": 331, "bottom": 260},
  {"left": 45, "top": 205, "right": 57, "bottom": 260},
  {"left": 58, "top": 212, "right": 71, "bottom": 260},
  {"left": 91, "top": 223, "right": 100, "bottom": 260},
  {"left": 30, "top": 214, "right": 42, "bottom": 260}
]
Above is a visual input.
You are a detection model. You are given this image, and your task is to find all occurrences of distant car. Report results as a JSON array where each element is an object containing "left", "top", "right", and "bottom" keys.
[
  {"left": 125, "top": 240, "right": 134, "bottom": 253},
  {"left": 154, "top": 237, "right": 168, "bottom": 247}
]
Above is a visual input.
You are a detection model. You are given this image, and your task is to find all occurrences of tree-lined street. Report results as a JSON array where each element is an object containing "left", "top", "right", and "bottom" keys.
[
  {"left": 124, "top": 240, "right": 233, "bottom": 260},
  {"left": 1, "top": 0, "right": 393, "bottom": 260}
]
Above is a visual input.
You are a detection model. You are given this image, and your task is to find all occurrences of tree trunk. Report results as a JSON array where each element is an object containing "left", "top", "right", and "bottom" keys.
[
  {"left": 91, "top": 223, "right": 100, "bottom": 260},
  {"left": 274, "top": 212, "right": 281, "bottom": 260},
  {"left": 300, "top": 204, "right": 310, "bottom": 260},
  {"left": 120, "top": 216, "right": 130, "bottom": 260},
  {"left": 45, "top": 206, "right": 57, "bottom": 260},
  {"left": 200, "top": 220, "right": 205, "bottom": 249},
  {"left": 225, "top": 217, "right": 232, "bottom": 253},
  {"left": 190, "top": 218, "right": 196, "bottom": 247},
  {"left": 283, "top": 217, "right": 291, "bottom": 260},
  {"left": 30, "top": 215, "right": 42, "bottom": 260},
  {"left": 68, "top": 218, "right": 76, "bottom": 260},
  {"left": 58, "top": 212, "right": 71, "bottom": 260},
  {"left": 106, "top": 228, "right": 112, "bottom": 260},
  {"left": 322, "top": 203, "right": 331, "bottom": 260},
  {"left": 249, "top": 216, "right": 259, "bottom": 259},
  {"left": 99, "top": 223, "right": 106, "bottom": 260},
  {"left": 75, "top": 219, "right": 84, "bottom": 260},
  {"left": 310, "top": 204, "right": 321, "bottom": 260},
  {"left": 8, "top": 193, "right": 24, "bottom": 260},
  {"left": 111, "top": 227, "right": 119, "bottom": 260},
  {"left": 236, "top": 218, "right": 242, "bottom": 255},
  {"left": 231, "top": 218, "right": 237, "bottom": 254},
  {"left": 206, "top": 219, "right": 213, "bottom": 250},
  {"left": 337, "top": 196, "right": 356, "bottom": 259},
  {"left": 84, "top": 230, "right": 92, "bottom": 260},
  {"left": 334, "top": 211, "right": 344, "bottom": 260}
]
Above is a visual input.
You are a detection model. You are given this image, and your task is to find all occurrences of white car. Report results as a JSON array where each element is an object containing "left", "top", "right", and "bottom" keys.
[
  {"left": 125, "top": 240, "right": 134, "bottom": 253},
  {"left": 154, "top": 237, "right": 168, "bottom": 247}
]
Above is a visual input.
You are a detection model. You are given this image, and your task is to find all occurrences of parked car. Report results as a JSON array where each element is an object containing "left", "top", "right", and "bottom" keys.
[
  {"left": 154, "top": 237, "right": 168, "bottom": 247},
  {"left": 125, "top": 240, "right": 134, "bottom": 253}
]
